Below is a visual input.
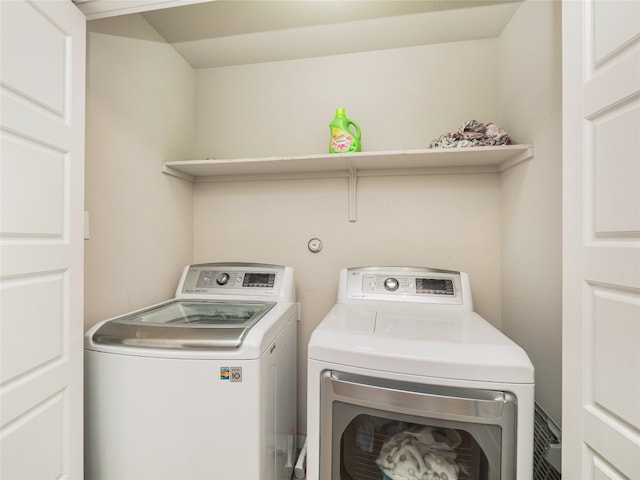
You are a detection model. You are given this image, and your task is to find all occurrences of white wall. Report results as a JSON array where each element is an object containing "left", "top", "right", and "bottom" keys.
[
  {"left": 194, "top": 39, "right": 499, "bottom": 158},
  {"left": 84, "top": 14, "right": 195, "bottom": 327},
  {"left": 192, "top": 41, "right": 504, "bottom": 434},
  {"left": 498, "top": 0, "right": 563, "bottom": 424}
]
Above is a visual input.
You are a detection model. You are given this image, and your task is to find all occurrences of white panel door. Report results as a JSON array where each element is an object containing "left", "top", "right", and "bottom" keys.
[
  {"left": 0, "top": 1, "right": 85, "bottom": 478},
  {"left": 563, "top": 1, "right": 640, "bottom": 479}
]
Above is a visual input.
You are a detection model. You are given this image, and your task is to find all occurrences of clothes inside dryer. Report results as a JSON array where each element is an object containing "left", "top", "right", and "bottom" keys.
[{"left": 339, "top": 413, "right": 492, "bottom": 480}]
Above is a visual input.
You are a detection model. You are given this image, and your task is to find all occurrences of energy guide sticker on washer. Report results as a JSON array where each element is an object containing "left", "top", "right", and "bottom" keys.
[{"left": 220, "top": 367, "right": 242, "bottom": 382}]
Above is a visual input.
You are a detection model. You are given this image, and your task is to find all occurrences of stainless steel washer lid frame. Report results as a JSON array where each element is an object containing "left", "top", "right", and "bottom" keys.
[{"left": 92, "top": 299, "right": 276, "bottom": 349}]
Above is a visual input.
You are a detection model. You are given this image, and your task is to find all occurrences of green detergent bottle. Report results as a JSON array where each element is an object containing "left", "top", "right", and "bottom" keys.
[{"left": 329, "top": 108, "right": 361, "bottom": 153}]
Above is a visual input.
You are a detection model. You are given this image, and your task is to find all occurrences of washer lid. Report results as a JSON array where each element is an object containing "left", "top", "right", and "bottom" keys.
[{"left": 92, "top": 299, "right": 275, "bottom": 349}]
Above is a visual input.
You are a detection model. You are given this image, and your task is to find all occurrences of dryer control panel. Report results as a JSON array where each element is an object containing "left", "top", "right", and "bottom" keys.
[
  {"left": 363, "top": 274, "right": 455, "bottom": 296},
  {"left": 339, "top": 266, "right": 473, "bottom": 309}
]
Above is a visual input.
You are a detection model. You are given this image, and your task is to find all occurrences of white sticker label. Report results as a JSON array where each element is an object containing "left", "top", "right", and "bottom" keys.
[{"left": 230, "top": 367, "right": 242, "bottom": 382}]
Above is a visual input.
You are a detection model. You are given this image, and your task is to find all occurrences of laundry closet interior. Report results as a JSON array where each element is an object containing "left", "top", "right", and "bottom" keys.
[{"left": 83, "top": 0, "right": 562, "bottom": 444}]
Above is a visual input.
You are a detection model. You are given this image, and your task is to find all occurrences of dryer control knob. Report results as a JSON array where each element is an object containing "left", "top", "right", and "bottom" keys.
[
  {"left": 216, "top": 272, "right": 230, "bottom": 285},
  {"left": 384, "top": 277, "right": 399, "bottom": 291}
]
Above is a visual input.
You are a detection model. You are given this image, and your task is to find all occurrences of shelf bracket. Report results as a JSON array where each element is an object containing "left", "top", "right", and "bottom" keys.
[
  {"left": 162, "top": 164, "right": 195, "bottom": 182},
  {"left": 348, "top": 167, "right": 358, "bottom": 222},
  {"left": 498, "top": 145, "right": 534, "bottom": 171}
]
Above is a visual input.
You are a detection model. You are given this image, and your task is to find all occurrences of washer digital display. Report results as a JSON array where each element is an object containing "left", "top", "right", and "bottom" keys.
[{"left": 243, "top": 273, "right": 275, "bottom": 288}]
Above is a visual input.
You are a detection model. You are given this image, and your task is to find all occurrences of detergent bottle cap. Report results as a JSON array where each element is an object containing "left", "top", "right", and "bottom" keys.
[{"left": 335, "top": 107, "right": 346, "bottom": 117}]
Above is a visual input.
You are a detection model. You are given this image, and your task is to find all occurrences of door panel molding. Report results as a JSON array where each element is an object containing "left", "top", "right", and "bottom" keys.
[{"left": 0, "top": 1, "right": 85, "bottom": 478}]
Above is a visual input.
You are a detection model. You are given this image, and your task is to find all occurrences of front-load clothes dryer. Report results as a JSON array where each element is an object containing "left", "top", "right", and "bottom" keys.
[
  {"left": 307, "top": 266, "right": 534, "bottom": 480},
  {"left": 85, "top": 263, "right": 298, "bottom": 480}
]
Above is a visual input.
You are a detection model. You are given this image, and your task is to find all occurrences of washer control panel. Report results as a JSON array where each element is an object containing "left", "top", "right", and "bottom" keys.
[
  {"left": 342, "top": 267, "right": 470, "bottom": 307},
  {"left": 178, "top": 263, "right": 286, "bottom": 297},
  {"left": 195, "top": 271, "right": 276, "bottom": 289}
]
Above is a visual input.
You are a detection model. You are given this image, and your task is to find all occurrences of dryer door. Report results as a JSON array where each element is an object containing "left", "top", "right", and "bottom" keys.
[{"left": 320, "top": 371, "right": 517, "bottom": 480}]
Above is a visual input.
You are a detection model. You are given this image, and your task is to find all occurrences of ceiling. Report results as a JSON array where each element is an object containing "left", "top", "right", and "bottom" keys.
[{"left": 89, "top": 0, "right": 523, "bottom": 68}]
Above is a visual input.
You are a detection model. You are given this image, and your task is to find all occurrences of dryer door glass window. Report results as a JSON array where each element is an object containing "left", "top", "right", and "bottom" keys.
[
  {"left": 320, "top": 371, "right": 517, "bottom": 480},
  {"left": 338, "top": 413, "right": 492, "bottom": 480}
]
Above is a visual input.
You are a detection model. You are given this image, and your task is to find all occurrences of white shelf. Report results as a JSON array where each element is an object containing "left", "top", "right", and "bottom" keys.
[
  {"left": 161, "top": 144, "right": 534, "bottom": 183},
  {"left": 162, "top": 144, "right": 533, "bottom": 222}
]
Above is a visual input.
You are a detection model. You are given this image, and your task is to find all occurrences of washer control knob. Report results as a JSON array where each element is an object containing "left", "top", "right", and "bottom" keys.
[
  {"left": 384, "top": 277, "right": 400, "bottom": 292},
  {"left": 216, "top": 272, "right": 230, "bottom": 285}
]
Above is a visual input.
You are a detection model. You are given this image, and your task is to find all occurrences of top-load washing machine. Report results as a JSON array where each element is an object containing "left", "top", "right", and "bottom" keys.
[
  {"left": 307, "top": 266, "right": 534, "bottom": 480},
  {"left": 85, "top": 263, "right": 298, "bottom": 480}
]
